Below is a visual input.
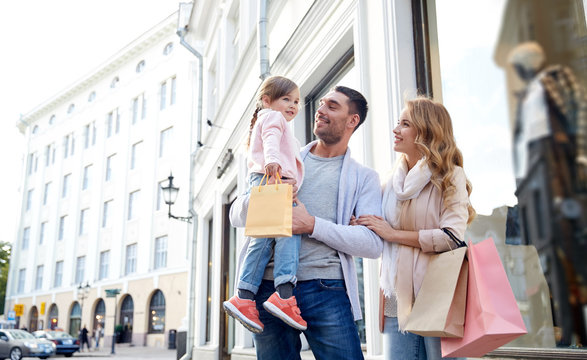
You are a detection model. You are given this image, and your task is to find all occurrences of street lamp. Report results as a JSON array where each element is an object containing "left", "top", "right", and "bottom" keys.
[
  {"left": 161, "top": 173, "right": 192, "bottom": 223},
  {"left": 77, "top": 282, "right": 91, "bottom": 329}
]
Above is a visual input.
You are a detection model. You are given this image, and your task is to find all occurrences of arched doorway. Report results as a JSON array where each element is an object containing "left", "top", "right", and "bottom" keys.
[
  {"left": 93, "top": 299, "right": 105, "bottom": 341},
  {"left": 119, "top": 295, "right": 134, "bottom": 343},
  {"left": 48, "top": 304, "right": 58, "bottom": 329},
  {"left": 28, "top": 306, "right": 38, "bottom": 331},
  {"left": 148, "top": 290, "right": 165, "bottom": 334},
  {"left": 69, "top": 302, "right": 81, "bottom": 337}
]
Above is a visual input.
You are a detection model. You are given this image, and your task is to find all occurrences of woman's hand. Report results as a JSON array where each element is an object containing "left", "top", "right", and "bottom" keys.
[{"left": 354, "top": 215, "right": 395, "bottom": 242}]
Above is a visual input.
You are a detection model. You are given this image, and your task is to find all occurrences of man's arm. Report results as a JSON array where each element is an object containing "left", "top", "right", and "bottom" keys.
[
  {"left": 229, "top": 193, "right": 249, "bottom": 228},
  {"left": 293, "top": 170, "right": 383, "bottom": 258}
]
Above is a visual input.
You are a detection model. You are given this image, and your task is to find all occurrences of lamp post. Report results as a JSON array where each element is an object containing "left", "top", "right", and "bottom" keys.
[
  {"left": 77, "top": 282, "right": 91, "bottom": 328},
  {"left": 161, "top": 173, "right": 192, "bottom": 223},
  {"left": 105, "top": 289, "right": 121, "bottom": 355}
]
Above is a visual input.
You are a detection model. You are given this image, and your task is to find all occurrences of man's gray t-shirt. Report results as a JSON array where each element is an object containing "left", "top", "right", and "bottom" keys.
[{"left": 264, "top": 152, "right": 344, "bottom": 280}]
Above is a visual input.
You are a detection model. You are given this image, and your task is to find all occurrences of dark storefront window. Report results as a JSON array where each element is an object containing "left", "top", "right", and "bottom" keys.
[
  {"left": 427, "top": 0, "right": 586, "bottom": 353},
  {"left": 148, "top": 290, "right": 165, "bottom": 334}
]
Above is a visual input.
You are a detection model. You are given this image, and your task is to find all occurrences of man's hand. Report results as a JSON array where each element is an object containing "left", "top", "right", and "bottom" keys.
[
  {"left": 292, "top": 197, "right": 315, "bottom": 234},
  {"left": 268, "top": 176, "right": 298, "bottom": 196}
]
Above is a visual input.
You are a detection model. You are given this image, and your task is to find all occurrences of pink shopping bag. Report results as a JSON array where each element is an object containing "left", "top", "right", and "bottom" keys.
[{"left": 441, "top": 238, "right": 527, "bottom": 358}]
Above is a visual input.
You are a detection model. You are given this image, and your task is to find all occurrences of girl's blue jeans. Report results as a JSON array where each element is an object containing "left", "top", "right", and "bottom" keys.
[{"left": 237, "top": 172, "right": 300, "bottom": 293}]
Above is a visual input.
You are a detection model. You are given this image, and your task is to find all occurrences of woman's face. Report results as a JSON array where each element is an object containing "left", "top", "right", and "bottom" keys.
[{"left": 393, "top": 109, "right": 420, "bottom": 160}]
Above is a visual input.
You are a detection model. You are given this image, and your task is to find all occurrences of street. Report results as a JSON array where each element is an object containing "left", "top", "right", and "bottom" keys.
[{"left": 63, "top": 344, "right": 176, "bottom": 360}]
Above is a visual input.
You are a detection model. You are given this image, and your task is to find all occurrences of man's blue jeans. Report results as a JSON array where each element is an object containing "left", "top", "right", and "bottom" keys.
[
  {"left": 238, "top": 172, "right": 301, "bottom": 293},
  {"left": 382, "top": 316, "right": 464, "bottom": 360},
  {"left": 253, "top": 279, "right": 364, "bottom": 360}
]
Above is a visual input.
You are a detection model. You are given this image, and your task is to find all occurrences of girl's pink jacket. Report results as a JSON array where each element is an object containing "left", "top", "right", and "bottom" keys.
[{"left": 247, "top": 109, "right": 304, "bottom": 188}]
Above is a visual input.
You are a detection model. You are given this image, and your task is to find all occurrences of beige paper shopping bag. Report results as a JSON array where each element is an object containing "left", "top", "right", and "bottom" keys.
[
  {"left": 404, "top": 245, "right": 468, "bottom": 338},
  {"left": 244, "top": 174, "right": 292, "bottom": 238}
]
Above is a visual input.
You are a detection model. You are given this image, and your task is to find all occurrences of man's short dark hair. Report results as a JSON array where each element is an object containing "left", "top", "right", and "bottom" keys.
[{"left": 333, "top": 85, "right": 368, "bottom": 131}]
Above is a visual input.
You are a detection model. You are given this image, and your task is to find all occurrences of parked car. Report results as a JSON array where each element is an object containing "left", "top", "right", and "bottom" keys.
[
  {"left": 32, "top": 331, "right": 79, "bottom": 357},
  {"left": 0, "top": 329, "right": 56, "bottom": 360}
]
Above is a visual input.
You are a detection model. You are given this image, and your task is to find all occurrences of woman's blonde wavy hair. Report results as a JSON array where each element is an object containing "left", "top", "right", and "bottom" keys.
[{"left": 405, "top": 97, "right": 476, "bottom": 224}]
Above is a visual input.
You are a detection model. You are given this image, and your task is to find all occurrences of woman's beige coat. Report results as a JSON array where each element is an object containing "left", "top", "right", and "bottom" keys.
[{"left": 380, "top": 166, "right": 470, "bottom": 331}]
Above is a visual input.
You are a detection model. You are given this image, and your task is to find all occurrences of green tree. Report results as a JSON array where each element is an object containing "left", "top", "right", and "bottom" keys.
[{"left": 0, "top": 241, "right": 11, "bottom": 315}]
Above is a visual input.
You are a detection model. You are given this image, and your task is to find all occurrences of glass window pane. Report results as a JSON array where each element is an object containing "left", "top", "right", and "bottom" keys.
[{"left": 432, "top": 0, "right": 587, "bottom": 350}]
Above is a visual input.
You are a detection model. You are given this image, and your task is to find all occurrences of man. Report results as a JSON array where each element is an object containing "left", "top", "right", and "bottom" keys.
[{"left": 230, "top": 86, "right": 383, "bottom": 359}]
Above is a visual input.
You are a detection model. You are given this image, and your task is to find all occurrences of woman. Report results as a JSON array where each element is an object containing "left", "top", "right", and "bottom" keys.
[{"left": 353, "top": 98, "right": 475, "bottom": 359}]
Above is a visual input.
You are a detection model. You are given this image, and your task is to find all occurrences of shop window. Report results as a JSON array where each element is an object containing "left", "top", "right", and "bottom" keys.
[
  {"left": 428, "top": 0, "right": 587, "bottom": 353},
  {"left": 148, "top": 290, "right": 165, "bottom": 333}
]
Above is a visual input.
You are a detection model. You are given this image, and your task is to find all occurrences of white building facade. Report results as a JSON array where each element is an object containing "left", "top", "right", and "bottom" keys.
[
  {"left": 179, "top": 0, "right": 586, "bottom": 359},
  {"left": 6, "top": 12, "right": 196, "bottom": 349}
]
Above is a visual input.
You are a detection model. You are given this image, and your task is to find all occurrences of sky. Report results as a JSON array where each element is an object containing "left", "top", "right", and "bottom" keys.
[{"left": 0, "top": 1, "right": 183, "bottom": 243}]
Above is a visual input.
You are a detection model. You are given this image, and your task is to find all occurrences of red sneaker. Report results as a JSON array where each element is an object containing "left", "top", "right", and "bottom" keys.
[
  {"left": 223, "top": 295, "right": 264, "bottom": 333},
  {"left": 263, "top": 292, "right": 307, "bottom": 330}
]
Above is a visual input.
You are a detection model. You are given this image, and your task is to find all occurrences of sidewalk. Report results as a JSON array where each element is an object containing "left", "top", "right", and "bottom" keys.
[{"left": 71, "top": 343, "right": 176, "bottom": 359}]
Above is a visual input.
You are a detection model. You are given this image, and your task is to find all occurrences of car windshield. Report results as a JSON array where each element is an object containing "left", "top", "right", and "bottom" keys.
[
  {"left": 8, "top": 330, "right": 35, "bottom": 340},
  {"left": 48, "top": 331, "right": 72, "bottom": 338}
]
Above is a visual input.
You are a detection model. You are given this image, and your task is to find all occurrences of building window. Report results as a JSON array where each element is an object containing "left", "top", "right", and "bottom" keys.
[
  {"left": 27, "top": 153, "right": 34, "bottom": 175},
  {"left": 49, "top": 115, "right": 56, "bottom": 125},
  {"left": 160, "top": 81, "right": 167, "bottom": 110},
  {"left": 163, "top": 42, "right": 174, "bottom": 55},
  {"left": 106, "top": 109, "right": 120, "bottom": 137},
  {"left": 45, "top": 145, "right": 51, "bottom": 167},
  {"left": 148, "top": 290, "right": 165, "bottom": 333},
  {"left": 128, "top": 190, "right": 140, "bottom": 220},
  {"left": 26, "top": 189, "right": 34, "bottom": 211},
  {"left": 22, "top": 227, "right": 30, "bottom": 250},
  {"left": 67, "top": 103, "right": 75, "bottom": 114},
  {"left": 18, "top": 269, "right": 26, "bottom": 293},
  {"left": 110, "top": 76, "right": 119, "bottom": 89},
  {"left": 35, "top": 265, "right": 44, "bottom": 290},
  {"left": 136, "top": 60, "right": 146, "bottom": 73},
  {"left": 132, "top": 94, "right": 146, "bottom": 124},
  {"left": 91, "top": 121, "right": 97, "bottom": 146},
  {"left": 32, "top": 125, "right": 39, "bottom": 135},
  {"left": 75, "top": 256, "right": 85, "bottom": 284},
  {"left": 79, "top": 208, "right": 89, "bottom": 235},
  {"left": 125, "top": 243, "right": 137, "bottom": 275},
  {"left": 54, "top": 261, "right": 63, "bottom": 287},
  {"left": 130, "top": 141, "right": 142, "bottom": 170},
  {"left": 82, "top": 165, "right": 92, "bottom": 190},
  {"left": 62, "top": 174, "right": 70, "bottom": 198},
  {"left": 102, "top": 200, "right": 112, "bottom": 228},
  {"left": 43, "top": 182, "right": 51, "bottom": 205},
  {"left": 170, "top": 77, "right": 177, "bottom": 105},
  {"left": 99, "top": 251, "right": 109, "bottom": 280},
  {"left": 88, "top": 91, "right": 96, "bottom": 102},
  {"left": 159, "top": 127, "right": 173, "bottom": 157},
  {"left": 58, "top": 215, "right": 67, "bottom": 241},
  {"left": 105, "top": 154, "right": 115, "bottom": 182},
  {"left": 154, "top": 236, "right": 167, "bottom": 269},
  {"left": 84, "top": 124, "right": 91, "bottom": 149},
  {"left": 39, "top": 222, "right": 47, "bottom": 244},
  {"left": 63, "top": 133, "right": 74, "bottom": 158}
]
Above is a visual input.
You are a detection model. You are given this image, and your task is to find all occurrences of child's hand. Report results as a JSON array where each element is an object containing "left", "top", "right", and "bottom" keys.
[{"left": 264, "top": 162, "right": 282, "bottom": 179}]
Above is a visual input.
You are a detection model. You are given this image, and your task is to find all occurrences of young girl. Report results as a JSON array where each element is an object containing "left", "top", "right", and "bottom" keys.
[{"left": 223, "top": 76, "right": 306, "bottom": 334}]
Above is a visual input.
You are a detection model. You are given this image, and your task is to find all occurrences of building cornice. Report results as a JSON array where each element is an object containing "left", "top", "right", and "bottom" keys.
[{"left": 18, "top": 12, "right": 179, "bottom": 130}]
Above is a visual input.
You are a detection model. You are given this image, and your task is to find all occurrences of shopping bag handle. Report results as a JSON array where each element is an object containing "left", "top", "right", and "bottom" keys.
[
  {"left": 442, "top": 228, "right": 467, "bottom": 248},
  {"left": 257, "top": 172, "right": 283, "bottom": 191}
]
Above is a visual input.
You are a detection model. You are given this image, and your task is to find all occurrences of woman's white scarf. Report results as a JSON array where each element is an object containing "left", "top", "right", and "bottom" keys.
[{"left": 380, "top": 157, "right": 432, "bottom": 299}]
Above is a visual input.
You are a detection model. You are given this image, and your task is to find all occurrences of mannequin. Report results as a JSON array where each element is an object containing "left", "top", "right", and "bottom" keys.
[{"left": 508, "top": 41, "right": 587, "bottom": 347}]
